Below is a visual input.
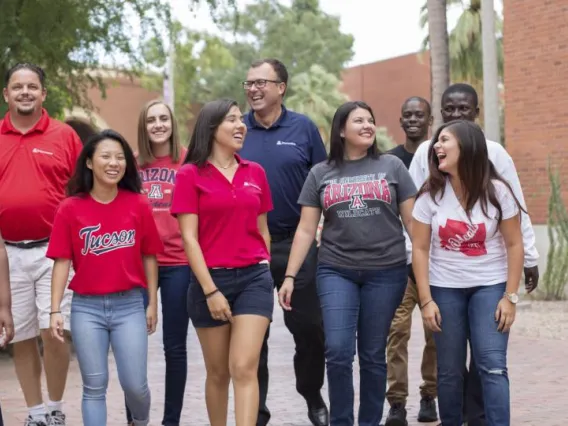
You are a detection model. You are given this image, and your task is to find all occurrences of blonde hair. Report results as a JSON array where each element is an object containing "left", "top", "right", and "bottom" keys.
[{"left": 137, "top": 99, "right": 182, "bottom": 166}]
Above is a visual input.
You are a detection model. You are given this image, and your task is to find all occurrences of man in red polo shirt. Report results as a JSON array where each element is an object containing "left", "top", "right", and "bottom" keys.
[{"left": 0, "top": 63, "right": 82, "bottom": 426}]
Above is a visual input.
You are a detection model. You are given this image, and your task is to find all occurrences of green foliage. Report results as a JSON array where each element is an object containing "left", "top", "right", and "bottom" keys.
[{"left": 541, "top": 158, "right": 568, "bottom": 300}]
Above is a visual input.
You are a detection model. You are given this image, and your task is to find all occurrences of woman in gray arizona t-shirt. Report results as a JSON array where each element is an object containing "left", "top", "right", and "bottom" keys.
[{"left": 277, "top": 101, "right": 416, "bottom": 426}]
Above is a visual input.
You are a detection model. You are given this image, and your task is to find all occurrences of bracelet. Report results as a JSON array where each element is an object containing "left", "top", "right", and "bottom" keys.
[
  {"left": 49, "top": 311, "right": 61, "bottom": 315},
  {"left": 420, "top": 299, "right": 433, "bottom": 310},
  {"left": 205, "top": 289, "right": 219, "bottom": 299},
  {"left": 284, "top": 275, "right": 296, "bottom": 280}
]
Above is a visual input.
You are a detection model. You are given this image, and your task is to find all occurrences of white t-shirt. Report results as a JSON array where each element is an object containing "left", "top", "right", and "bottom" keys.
[
  {"left": 407, "top": 138, "right": 538, "bottom": 268},
  {"left": 412, "top": 179, "right": 519, "bottom": 288}
]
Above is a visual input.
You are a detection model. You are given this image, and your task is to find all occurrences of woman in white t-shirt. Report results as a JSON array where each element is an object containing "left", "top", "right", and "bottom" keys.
[{"left": 412, "top": 120, "right": 524, "bottom": 426}]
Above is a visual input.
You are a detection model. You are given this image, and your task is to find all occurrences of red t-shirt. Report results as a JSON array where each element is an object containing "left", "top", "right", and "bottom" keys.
[
  {"left": 46, "top": 190, "right": 164, "bottom": 295},
  {"left": 0, "top": 109, "right": 82, "bottom": 241},
  {"left": 170, "top": 155, "right": 273, "bottom": 268},
  {"left": 139, "top": 149, "right": 188, "bottom": 266}
]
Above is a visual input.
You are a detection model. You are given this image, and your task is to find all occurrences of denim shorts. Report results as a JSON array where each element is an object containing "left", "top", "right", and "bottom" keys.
[{"left": 188, "top": 263, "right": 274, "bottom": 328}]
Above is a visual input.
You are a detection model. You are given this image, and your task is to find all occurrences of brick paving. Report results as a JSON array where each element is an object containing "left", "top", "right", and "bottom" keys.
[{"left": 0, "top": 298, "right": 566, "bottom": 425}]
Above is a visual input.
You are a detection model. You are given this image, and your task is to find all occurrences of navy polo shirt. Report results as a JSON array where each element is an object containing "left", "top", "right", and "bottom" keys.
[{"left": 240, "top": 106, "right": 327, "bottom": 235}]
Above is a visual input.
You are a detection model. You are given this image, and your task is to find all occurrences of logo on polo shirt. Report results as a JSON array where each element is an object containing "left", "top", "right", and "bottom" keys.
[
  {"left": 32, "top": 148, "right": 53, "bottom": 156},
  {"left": 276, "top": 140, "right": 296, "bottom": 146},
  {"left": 79, "top": 224, "right": 136, "bottom": 256}
]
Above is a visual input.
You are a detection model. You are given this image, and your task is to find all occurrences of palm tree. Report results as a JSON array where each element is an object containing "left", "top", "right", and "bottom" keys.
[
  {"left": 481, "top": 0, "right": 501, "bottom": 142},
  {"left": 426, "top": 0, "right": 450, "bottom": 130}
]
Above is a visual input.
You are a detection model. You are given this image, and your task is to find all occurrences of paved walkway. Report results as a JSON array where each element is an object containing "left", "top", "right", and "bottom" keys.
[{"left": 0, "top": 298, "right": 566, "bottom": 425}]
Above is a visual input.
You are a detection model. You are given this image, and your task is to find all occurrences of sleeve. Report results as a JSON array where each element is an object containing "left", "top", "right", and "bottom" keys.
[
  {"left": 408, "top": 142, "right": 429, "bottom": 188},
  {"left": 297, "top": 169, "right": 321, "bottom": 208},
  {"left": 307, "top": 120, "right": 328, "bottom": 166},
  {"left": 170, "top": 165, "right": 199, "bottom": 216},
  {"left": 412, "top": 193, "right": 433, "bottom": 225},
  {"left": 395, "top": 159, "right": 417, "bottom": 202},
  {"left": 495, "top": 181, "right": 519, "bottom": 220},
  {"left": 140, "top": 197, "right": 164, "bottom": 256},
  {"left": 491, "top": 145, "right": 539, "bottom": 267},
  {"left": 46, "top": 203, "right": 73, "bottom": 260},
  {"left": 257, "top": 166, "right": 273, "bottom": 214},
  {"left": 67, "top": 128, "right": 83, "bottom": 175}
]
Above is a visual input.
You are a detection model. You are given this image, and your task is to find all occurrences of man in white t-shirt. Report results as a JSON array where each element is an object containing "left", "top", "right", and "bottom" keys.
[{"left": 408, "top": 83, "right": 539, "bottom": 426}]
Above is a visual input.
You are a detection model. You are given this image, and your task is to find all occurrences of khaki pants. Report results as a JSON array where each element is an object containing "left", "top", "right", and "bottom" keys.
[{"left": 386, "top": 278, "right": 437, "bottom": 405}]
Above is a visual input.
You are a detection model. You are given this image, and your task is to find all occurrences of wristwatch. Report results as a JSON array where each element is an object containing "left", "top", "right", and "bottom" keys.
[{"left": 503, "top": 292, "right": 519, "bottom": 304}]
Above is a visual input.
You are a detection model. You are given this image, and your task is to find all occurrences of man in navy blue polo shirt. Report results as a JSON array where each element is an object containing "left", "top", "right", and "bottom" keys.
[{"left": 239, "top": 58, "right": 329, "bottom": 426}]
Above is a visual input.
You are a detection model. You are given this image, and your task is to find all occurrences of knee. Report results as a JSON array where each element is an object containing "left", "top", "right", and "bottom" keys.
[
  {"left": 325, "top": 337, "right": 354, "bottom": 367},
  {"left": 123, "top": 381, "right": 150, "bottom": 402},
  {"left": 207, "top": 365, "right": 231, "bottom": 387},
  {"left": 229, "top": 357, "right": 259, "bottom": 383},
  {"left": 475, "top": 353, "right": 508, "bottom": 378},
  {"left": 163, "top": 340, "right": 187, "bottom": 360},
  {"left": 82, "top": 372, "right": 109, "bottom": 400}
]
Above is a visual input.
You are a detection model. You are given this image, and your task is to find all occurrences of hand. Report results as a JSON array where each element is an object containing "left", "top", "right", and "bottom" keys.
[
  {"left": 421, "top": 300, "right": 442, "bottom": 332},
  {"left": 524, "top": 266, "right": 539, "bottom": 293},
  {"left": 278, "top": 277, "right": 295, "bottom": 311},
  {"left": 207, "top": 291, "right": 233, "bottom": 323},
  {"left": 146, "top": 303, "right": 158, "bottom": 335},
  {"left": 0, "top": 307, "right": 14, "bottom": 347},
  {"left": 495, "top": 297, "right": 516, "bottom": 333},
  {"left": 49, "top": 313, "right": 66, "bottom": 343}
]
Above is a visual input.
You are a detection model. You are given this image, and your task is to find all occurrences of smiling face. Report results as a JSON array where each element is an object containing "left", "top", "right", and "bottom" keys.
[
  {"left": 213, "top": 105, "right": 247, "bottom": 152},
  {"left": 145, "top": 103, "right": 173, "bottom": 151},
  {"left": 87, "top": 139, "right": 126, "bottom": 188},
  {"left": 245, "top": 62, "right": 286, "bottom": 113},
  {"left": 3, "top": 68, "right": 46, "bottom": 116},
  {"left": 433, "top": 128, "right": 461, "bottom": 175},
  {"left": 341, "top": 107, "right": 376, "bottom": 152},
  {"left": 400, "top": 99, "right": 432, "bottom": 142}
]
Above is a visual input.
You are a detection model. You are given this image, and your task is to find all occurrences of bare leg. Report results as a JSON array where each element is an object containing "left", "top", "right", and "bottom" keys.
[
  {"left": 12, "top": 338, "right": 43, "bottom": 407},
  {"left": 229, "top": 315, "right": 270, "bottom": 426},
  {"left": 196, "top": 325, "right": 231, "bottom": 426},
  {"left": 40, "top": 329, "right": 70, "bottom": 402}
]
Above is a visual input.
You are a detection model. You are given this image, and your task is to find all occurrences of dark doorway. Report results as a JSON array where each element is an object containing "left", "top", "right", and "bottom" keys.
[{"left": 66, "top": 118, "right": 97, "bottom": 145}]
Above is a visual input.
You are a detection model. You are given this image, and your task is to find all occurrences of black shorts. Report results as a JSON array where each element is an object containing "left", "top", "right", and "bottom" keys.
[{"left": 188, "top": 263, "right": 274, "bottom": 328}]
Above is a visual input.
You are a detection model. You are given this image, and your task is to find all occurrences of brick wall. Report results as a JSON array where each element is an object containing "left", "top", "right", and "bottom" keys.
[
  {"left": 504, "top": 0, "right": 568, "bottom": 224},
  {"left": 341, "top": 52, "right": 431, "bottom": 145}
]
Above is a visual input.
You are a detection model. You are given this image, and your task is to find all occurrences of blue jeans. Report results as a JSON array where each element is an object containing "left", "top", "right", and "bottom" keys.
[
  {"left": 71, "top": 289, "right": 150, "bottom": 426},
  {"left": 316, "top": 263, "right": 407, "bottom": 426},
  {"left": 126, "top": 266, "right": 191, "bottom": 425},
  {"left": 431, "top": 283, "right": 510, "bottom": 426}
]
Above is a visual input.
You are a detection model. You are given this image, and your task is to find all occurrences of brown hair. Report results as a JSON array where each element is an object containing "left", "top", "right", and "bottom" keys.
[
  {"left": 137, "top": 99, "right": 182, "bottom": 166},
  {"left": 416, "top": 120, "right": 526, "bottom": 225}
]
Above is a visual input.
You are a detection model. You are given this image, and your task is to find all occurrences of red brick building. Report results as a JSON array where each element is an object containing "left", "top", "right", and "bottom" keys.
[
  {"left": 503, "top": 0, "right": 568, "bottom": 225},
  {"left": 341, "top": 52, "right": 431, "bottom": 146}
]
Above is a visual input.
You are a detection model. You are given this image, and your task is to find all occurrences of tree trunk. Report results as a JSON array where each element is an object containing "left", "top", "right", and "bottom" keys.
[
  {"left": 427, "top": 0, "right": 450, "bottom": 130},
  {"left": 481, "top": 0, "right": 501, "bottom": 143}
]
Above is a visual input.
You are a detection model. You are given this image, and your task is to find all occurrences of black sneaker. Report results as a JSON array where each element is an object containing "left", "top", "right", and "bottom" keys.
[
  {"left": 385, "top": 403, "right": 408, "bottom": 426},
  {"left": 417, "top": 396, "right": 439, "bottom": 422}
]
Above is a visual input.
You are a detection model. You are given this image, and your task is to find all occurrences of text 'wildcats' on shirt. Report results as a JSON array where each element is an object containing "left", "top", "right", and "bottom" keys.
[
  {"left": 323, "top": 176, "right": 392, "bottom": 210},
  {"left": 79, "top": 224, "right": 136, "bottom": 256},
  {"left": 139, "top": 167, "right": 176, "bottom": 184}
]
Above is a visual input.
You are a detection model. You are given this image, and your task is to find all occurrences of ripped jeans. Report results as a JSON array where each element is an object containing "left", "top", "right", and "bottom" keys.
[{"left": 431, "top": 282, "right": 509, "bottom": 426}]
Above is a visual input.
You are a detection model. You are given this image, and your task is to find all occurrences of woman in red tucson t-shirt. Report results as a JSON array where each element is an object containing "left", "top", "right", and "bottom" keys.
[
  {"left": 171, "top": 99, "right": 273, "bottom": 426},
  {"left": 47, "top": 129, "right": 163, "bottom": 426}
]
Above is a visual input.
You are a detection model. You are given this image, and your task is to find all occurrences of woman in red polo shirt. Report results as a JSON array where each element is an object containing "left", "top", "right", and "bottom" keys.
[
  {"left": 171, "top": 98, "right": 273, "bottom": 426},
  {"left": 126, "top": 100, "right": 190, "bottom": 426},
  {"left": 47, "top": 129, "right": 163, "bottom": 426}
]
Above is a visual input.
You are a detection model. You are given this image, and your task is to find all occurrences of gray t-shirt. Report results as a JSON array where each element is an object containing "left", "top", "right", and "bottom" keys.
[{"left": 298, "top": 154, "right": 416, "bottom": 269}]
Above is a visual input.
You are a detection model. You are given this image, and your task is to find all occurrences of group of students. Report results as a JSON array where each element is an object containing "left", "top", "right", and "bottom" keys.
[{"left": 0, "top": 58, "right": 539, "bottom": 426}]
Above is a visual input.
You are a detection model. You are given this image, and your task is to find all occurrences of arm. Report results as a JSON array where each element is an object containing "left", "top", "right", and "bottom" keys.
[
  {"left": 399, "top": 198, "right": 414, "bottom": 240},
  {"left": 500, "top": 215, "right": 524, "bottom": 295},
  {"left": 493, "top": 148, "right": 539, "bottom": 269},
  {"left": 50, "top": 258, "right": 71, "bottom": 342},
  {"left": 412, "top": 219, "right": 432, "bottom": 305},
  {"left": 258, "top": 213, "right": 270, "bottom": 253},
  {"left": 0, "top": 233, "right": 14, "bottom": 346},
  {"left": 143, "top": 255, "right": 158, "bottom": 333}
]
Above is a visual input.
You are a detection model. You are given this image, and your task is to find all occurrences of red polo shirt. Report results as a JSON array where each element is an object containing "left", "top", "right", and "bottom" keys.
[
  {"left": 0, "top": 109, "right": 83, "bottom": 241},
  {"left": 170, "top": 155, "right": 273, "bottom": 268}
]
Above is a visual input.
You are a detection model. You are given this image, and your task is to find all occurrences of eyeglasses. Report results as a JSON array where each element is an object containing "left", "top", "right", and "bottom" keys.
[{"left": 242, "top": 79, "right": 282, "bottom": 90}]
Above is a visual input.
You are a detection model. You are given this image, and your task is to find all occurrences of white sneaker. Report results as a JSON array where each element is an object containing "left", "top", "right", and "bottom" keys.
[
  {"left": 47, "top": 411, "right": 66, "bottom": 426},
  {"left": 24, "top": 415, "right": 48, "bottom": 426}
]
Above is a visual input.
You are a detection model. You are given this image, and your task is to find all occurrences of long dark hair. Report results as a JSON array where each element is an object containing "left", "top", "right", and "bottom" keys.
[
  {"left": 67, "top": 129, "right": 141, "bottom": 196},
  {"left": 417, "top": 120, "right": 525, "bottom": 224},
  {"left": 184, "top": 99, "right": 238, "bottom": 167},
  {"left": 328, "top": 101, "right": 381, "bottom": 166}
]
